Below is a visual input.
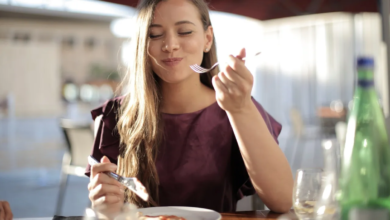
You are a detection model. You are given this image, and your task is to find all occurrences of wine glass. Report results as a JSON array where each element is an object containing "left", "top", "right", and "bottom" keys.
[
  {"left": 314, "top": 139, "right": 340, "bottom": 220},
  {"left": 293, "top": 168, "right": 323, "bottom": 220}
]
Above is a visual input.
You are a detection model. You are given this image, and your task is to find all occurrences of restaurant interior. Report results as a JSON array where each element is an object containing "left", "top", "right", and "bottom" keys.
[{"left": 0, "top": 0, "right": 387, "bottom": 218}]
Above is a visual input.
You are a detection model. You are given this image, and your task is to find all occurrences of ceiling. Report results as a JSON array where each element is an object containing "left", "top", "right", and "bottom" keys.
[{"left": 102, "top": 0, "right": 378, "bottom": 21}]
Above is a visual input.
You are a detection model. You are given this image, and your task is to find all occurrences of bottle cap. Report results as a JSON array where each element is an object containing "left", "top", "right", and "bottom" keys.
[{"left": 357, "top": 57, "right": 374, "bottom": 68}]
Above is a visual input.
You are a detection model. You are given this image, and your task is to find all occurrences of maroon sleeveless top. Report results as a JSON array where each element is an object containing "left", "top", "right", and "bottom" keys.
[{"left": 85, "top": 96, "right": 282, "bottom": 212}]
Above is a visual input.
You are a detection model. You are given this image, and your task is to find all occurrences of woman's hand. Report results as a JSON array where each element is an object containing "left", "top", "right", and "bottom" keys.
[
  {"left": 212, "top": 48, "right": 254, "bottom": 114},
  {"left": 0, "top": 200, "right": 12, "bottom": 220},
  {"left": 88, "top": 156, "right": 125, "bottom": 211}
]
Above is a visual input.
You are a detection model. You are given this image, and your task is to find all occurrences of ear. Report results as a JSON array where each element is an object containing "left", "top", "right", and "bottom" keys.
[{"left": 204, "top": 26, "right": 214, "bottom": 52}]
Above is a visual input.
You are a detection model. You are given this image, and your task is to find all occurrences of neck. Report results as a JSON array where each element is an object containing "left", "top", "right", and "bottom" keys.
[{"left": 160, "top": 74, "right": 215, "bottom": 114}]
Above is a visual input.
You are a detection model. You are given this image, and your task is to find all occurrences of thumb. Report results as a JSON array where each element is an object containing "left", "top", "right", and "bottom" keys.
[
  {"left": 101, "top": 156, "right": 111, "bottom": 164},
  {"left": 236, "top": 48, "right": 246, "bottom": 62}
]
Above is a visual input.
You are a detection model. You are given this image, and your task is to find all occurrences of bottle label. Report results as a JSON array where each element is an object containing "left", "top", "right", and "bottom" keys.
[
  {"left": 358, "top": 79, "right": 374, "bottom": 88},
  {"left": 349, "top": 208, "right": 389, "bottom": 220}
]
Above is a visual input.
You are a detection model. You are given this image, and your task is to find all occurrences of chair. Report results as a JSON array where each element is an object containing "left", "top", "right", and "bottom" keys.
[
  {"left": 55, "top": 118, "right": 94, "bottom": 215},
  {"left": 287, "top": 108, "right": 323, "bottom": 171}
]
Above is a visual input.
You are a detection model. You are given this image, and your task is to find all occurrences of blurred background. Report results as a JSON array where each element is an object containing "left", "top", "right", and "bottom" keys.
[{"left": 0, "top": 0, "right": 388, "bottom": 218}]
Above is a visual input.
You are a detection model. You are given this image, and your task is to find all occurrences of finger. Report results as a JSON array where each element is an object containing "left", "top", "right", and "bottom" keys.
[
  {"left": 227, "top": 55, "right": 252, "bottom": 82},
  {"left": 0, "top": 202, "right": 4, "bottom": 220},
  {"left": 224, "top": 65, "right": 251, "bottom": 96},
  {"left": 223, "top": 64, "right": 246, "bottom": 84},
  {"left": 227, "top": 55, "right": 246, "bottom": 74},
  {"left": 88, "top": 180, "right": 124, "bottom": 198},
  {"left": 2, "top": 202, "right": 12, "bottom": 220},
  {"left": 89, "top": 173, "right": 123, "bottom": 191},
  {"left": 90, "top": 183, "right": 125, "bottom": 201},
  {"left": 218, "top": 72, "right": 236, "bottom": 93},
  {"left": 94, "top": 195, "right": 122, "bottom": 206},
  {"left": 101, "top": 156, "right": 111, "bottom": 164},
  {"left": 212, "top": 75, "right": 228, "bottom": 95},
  {"left": 236, "top": 48, "right": 246, "bottom": 61},
  {"left": 90, "top": 162, "right": 117, "bottom": 180}
]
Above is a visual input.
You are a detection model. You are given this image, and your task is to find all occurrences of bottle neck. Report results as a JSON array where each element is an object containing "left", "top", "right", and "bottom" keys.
[{"left": 357, "top": 67, "right": 374, "bottom": 88}]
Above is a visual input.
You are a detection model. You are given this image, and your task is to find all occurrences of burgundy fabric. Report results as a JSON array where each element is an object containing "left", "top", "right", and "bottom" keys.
[{"left": 85, "top": 96, "right": 282, "bottom": 212}]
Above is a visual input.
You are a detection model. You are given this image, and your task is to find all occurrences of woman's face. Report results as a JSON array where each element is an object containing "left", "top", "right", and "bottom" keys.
[{"left": 148, "top": 0, "right": 213, "bottom": 84}]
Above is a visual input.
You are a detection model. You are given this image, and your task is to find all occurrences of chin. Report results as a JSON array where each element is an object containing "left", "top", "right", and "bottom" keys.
[{"left": 156, "top": 70, "right": 195, "bottom": 84}]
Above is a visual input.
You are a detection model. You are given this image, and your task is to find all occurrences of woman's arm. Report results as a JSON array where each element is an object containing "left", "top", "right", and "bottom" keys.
[
  {"left": 227, "top": 103, "right": 293, "bottom": 213},
  {"left": 212, "top": 48, "right": 293, "bottom": 213}
]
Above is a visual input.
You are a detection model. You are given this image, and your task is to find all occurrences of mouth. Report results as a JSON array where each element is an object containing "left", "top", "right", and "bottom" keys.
[{"left": 161, "top": 58, "right": 183, "bottom": 66}]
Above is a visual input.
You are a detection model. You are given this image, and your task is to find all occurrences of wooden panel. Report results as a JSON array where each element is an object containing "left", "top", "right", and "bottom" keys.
[{"left": 0, "top": 40, "right": 62, "bottom": 116}]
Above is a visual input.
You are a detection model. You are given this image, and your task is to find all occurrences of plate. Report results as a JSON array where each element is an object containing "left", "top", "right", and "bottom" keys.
[{"left": 137, "top": 206, "right": 222, "bottom": 220}]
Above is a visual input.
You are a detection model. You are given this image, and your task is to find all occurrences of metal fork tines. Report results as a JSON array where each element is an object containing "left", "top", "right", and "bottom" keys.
[
  {"left": 190, "top": 51, "right": 261, "bottom": 74},
  {"left": 190, "top": 62, "right": 220, "bottom": 74},
  {"left": 105, "top": 171, "right": 136, "bottom": 189}
]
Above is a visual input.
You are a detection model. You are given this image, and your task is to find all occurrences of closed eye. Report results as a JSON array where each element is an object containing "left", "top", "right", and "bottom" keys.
[
  {"left": 149, "top": 34, "right": 163, "bottom": 39},
  {"left": 179, "top": 31, "right": 193, "bottom": 35}
]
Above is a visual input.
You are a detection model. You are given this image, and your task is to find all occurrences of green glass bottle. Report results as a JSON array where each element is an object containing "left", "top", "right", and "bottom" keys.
[{"left": 339, "top": 57, "right": 390, "bottom": 220}]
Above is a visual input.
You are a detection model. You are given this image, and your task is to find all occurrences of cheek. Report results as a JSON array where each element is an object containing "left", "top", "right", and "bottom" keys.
[
  {"left": 183, "top": 38, "right": 203, "bottom": 53},
  {"left": 148, "top": 43, "right": 160, "bottom": 58},
  {"left": 182, "top": 38, "right": 204, "bottom": 62},
  {"left": 148, "top": 43, "right": 161, "bottom": 69}
]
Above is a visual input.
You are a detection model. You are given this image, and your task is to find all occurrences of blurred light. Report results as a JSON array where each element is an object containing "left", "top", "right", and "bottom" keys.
[
  {"left": 210, "top": 11, "right": 263, "bottom": 62},
  {"left": 316, "top": 24, "right": 329, "bottom": 83},
  {"left": 64, "top": 0, "right": 135, "bottom": 17},
  {"left": 279, "top": 27, "right": 301, "bottom": 76},
  {"left": 99, "top": 84, "right": 114, "bottom": 101},
  {"left": 323, "top": 140, "right": 333, "bottom": 150},
  {"left": 348, "top": 100, "right": 354, "bottom": 110},
  {"left": 322, "top": 184, "right": 332, "bottom": 200},
  {"left": 80, "top": 84, "right": 100, "bottom": 103},
  {"left": 80, "top": 84, "right": 93, "bottom": 102},
  {"left": 84, "top": 208, "right": 97, "bottom": 217},
  {"left": 10, "top": 0, "right": 44, "bottom": 7},
  {"left": 330, "top": 100, "right": 344, "bottom": 112},
  {"left": 317, "top": 205, "right": 326, "bottom": 215},
  {"left": 110, "top": 17, "right": 136, "bottom": 38},
  {"left": 297, "top": 170, "right": 303, "bottom": 185},
  {"left": 4, "top": 0, "right": 137, "bottom": 18},
  {"left": 121, "top": 40, "right": 132, "bottom": 65},
  {"left": 44, "top": 0, "right": 64, "bottom": 10},
  {"left": 63, "top": 83, "right": 78, "bottom": 102},
  {"left": 75, "top": 167, "right": 86, "bottom": 176}
]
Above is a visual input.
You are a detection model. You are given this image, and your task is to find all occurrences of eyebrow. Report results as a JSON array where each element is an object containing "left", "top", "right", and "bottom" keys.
[{"left": 149, "top": 20, "right": 196, "bottom": 28}]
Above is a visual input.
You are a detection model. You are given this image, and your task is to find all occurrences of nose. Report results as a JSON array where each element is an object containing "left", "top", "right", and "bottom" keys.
[{"left": 162, "top": 33, "right": 180, "bottom": 52}]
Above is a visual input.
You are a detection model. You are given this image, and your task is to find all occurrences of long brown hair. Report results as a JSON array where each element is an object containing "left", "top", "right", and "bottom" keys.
[{"left": 116, "top": 0, "right": 219, "bottom": 207}]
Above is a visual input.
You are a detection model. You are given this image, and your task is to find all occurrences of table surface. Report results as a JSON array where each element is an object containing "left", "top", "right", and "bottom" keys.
[
  {"left": 222, "top": 210, "right": 297, "bottom": 220},
  {"left": 14, "top": 210, "right": 298, "bottom": 220}
]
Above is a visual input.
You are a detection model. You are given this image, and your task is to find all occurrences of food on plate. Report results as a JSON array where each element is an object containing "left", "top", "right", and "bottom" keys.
[{"left": 138, "top": 213, "right": 186, "bottom": 220}]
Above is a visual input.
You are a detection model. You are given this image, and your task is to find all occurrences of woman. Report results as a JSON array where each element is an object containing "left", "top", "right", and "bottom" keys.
[{"left": 86, "top": 0, "right": 293, "bottom": 213}]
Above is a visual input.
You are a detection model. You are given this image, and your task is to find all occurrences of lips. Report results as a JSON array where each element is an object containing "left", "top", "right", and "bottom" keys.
[{"left": 161, "top": 58, "right": 183, "bottom": 66}]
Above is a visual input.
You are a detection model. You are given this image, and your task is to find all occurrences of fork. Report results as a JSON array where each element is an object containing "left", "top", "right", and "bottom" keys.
[
  {"left": 88, "top": 156, "right": 158, "bottom": 206},
  {"left": 190, "top": 52, "right": 261, "bottom": 74}
]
